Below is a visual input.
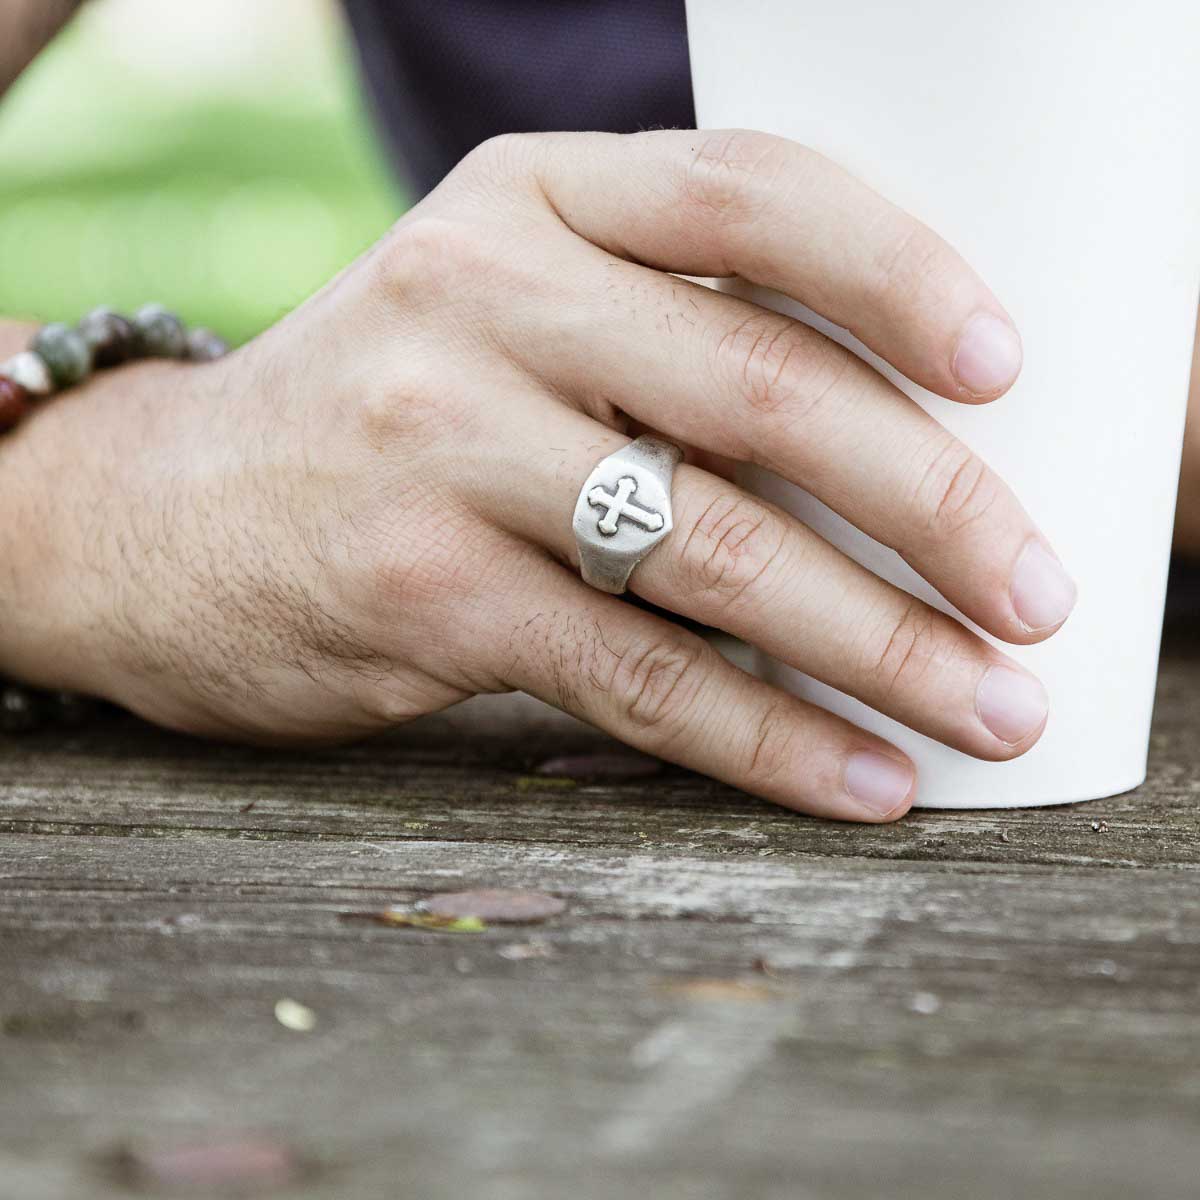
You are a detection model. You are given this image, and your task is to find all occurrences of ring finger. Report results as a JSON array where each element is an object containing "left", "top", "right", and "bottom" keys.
[{"left": 484, "top": 403, "right": 1051, "bottom": 761}]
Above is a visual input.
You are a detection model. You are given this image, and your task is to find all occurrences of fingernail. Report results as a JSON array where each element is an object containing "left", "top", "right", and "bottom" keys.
[
  {"left": 976, "top": 665, "right": 1048, "bottom": 745},
  {"left": 952, "top": 312, "right": 1023, "bottom": 397},
  {"left": 1011, "top": 539, "right": 1077, "bottom": 632},
  {"left": 844, "top": 750, "right": 914, "bottom": 815}
]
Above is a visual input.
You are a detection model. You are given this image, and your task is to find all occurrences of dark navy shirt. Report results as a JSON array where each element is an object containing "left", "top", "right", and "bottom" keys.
[{"left": 341, "top": 0, "right": 695, "bottom": 199}]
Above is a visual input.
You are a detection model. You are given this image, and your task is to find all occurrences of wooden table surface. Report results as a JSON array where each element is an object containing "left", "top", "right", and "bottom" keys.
[{"left": 2, "top": 621, "right": 1199, "bottom": 1200}]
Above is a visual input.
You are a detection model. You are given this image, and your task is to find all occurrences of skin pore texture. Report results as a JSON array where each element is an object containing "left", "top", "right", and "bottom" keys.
[{"left": 0, "top": 15, "right": 1197, "bottom": 822}]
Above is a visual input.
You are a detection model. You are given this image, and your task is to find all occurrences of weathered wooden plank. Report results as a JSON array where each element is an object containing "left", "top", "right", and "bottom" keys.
[
  {"left": 2, "top": 828, "right": 1200, "bottom": 1198},
  {"left": 2, "top": 645, "right": 1198, "bottom": 869},
  {"left": 0, "top": 627, "right": 1198, "bottom": 1198}
]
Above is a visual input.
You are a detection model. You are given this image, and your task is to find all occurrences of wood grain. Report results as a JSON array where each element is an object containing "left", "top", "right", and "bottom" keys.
[{"left": 2, "top": 626, "right": 1198, "bottom": 1199}]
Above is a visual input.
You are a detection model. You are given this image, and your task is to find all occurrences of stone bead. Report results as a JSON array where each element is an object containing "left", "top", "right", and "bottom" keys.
[
  {"left": 0, "top": 686, "right": 42, "bottom": 734},
  {"left": 0, "top": 350, "right": 54, "bottom": 397},
  {"left": 0, "top": 377, "right": 30, "bottom": 431},
  {"left": 133, "top": 303, "right": 187, "bottom": 359},
  {"left": 185, "top": 327, "right": 230, "bottom": 362},
  {"left": 78, "top": 306, "right": 138, "bottom": 368},
  {"left": 31, "top": 322, "right": 92, "bottom": 388}
]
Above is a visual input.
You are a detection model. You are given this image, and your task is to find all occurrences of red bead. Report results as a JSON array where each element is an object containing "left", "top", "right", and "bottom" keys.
[{"left": 0, "top": 377, "right": 30, "bottom": 432}]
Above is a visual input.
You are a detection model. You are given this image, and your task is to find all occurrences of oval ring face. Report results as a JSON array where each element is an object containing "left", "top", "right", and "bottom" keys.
[{"left": 572, "top": 437, "right": 681, "bottom": 594}]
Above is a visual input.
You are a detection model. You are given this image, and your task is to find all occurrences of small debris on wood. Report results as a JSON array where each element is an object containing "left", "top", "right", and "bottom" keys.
[
  {"left": 998, "top": 830, "right": 1011, "bottom": 844},
  {"left": 534, "top": 753, "right": 663, "bottom": 780},
  {"left": 498, "top": 938, "right": 554, "bottom": 961},
  {"left": 239, "top": 800, "right": 257, "bottom": 814},
  {"left": 659, "top": 978, "right": 775, "bottom": 1003},
  {"left": 273, "top": 998, "right": 317, "bottom": 1032},
  {"left": 908, "top": 991, "right": 942, "bottom": 1015},
  {"left": 1091, "top": 819, "right": 1110, "bottom": 833},
  {"left": 104, "top": 1136, "right": 307, "bottom": 1195},
  {"left": 424, "top": 889, "right": 567, "bottom": 923},
  {"left": 515, "top": 775, "right": 577, "bottom": 792},
  {"left": 339, "top": 909, "right": 486, "bottom": 933}
]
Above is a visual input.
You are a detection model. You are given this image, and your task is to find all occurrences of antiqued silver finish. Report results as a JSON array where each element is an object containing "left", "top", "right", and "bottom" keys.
[{"left": 572, "top": 435, "right": 683, "bottom": 594}]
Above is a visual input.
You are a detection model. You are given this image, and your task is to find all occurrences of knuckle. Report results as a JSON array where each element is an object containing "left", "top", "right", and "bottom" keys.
[
  {"left": 713, "top": 311, "right": 857, "bottom": 434},
  {"left": 714, "top": 312, "right": 803, "bottom": 416},
  {"left": 676, "top": 492, "right": 788, "bottom": 618},
  {"left": 462, "top": 131, "right": 543, "bottom": 181},
  {"left": 615, "top": 636, "right": 709, "bottom": 741},
  {"left": 743, "top": 701, "right": 800, "bottom": 787},
  {"left": 683, "top": 129, "right": 790, "bottom": 229},
  {"left": 355, "top": 361, "right": 464, "bottom": 446},
  {"left": 870, "top": 217, "right": 958, "bottom": 307},
  {"left": 865, "top": 599, "right": 939, "bottom": 696},
  {"left": 359, "top": 680, "right": 442, "bottom": 727},
  {"left": 375, "top": 215, "right": 492, "bottom": 296},
  {"left": 915, "top": 435, "right": 1000, "bottom": 540}
]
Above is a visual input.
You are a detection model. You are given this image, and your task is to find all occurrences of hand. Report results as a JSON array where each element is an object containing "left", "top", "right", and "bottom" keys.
[{"left": 0, "top": 129, "right": 1077, "bottom": 822}]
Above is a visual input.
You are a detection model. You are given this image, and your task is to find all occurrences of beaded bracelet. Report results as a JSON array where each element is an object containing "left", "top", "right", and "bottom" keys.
[{"left": 0, "top": 304, "right": 229, "bottom": 734}]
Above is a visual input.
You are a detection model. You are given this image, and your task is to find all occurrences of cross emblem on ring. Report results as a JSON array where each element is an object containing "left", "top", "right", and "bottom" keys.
[{"left": 587, "top": 476, "right": 665, "bottom": 537}]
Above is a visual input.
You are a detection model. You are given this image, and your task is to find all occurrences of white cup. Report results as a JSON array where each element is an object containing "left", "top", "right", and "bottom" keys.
[{"left": 685, "top": 0, "right": 1200, "bottom": 807}]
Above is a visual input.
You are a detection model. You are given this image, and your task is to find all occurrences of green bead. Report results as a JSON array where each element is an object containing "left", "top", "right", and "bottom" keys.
[
  {"left": 31, "top": 323, "right": 92, "bottom": 388},
  {"left": 133, "top": 304, "right": 187, "bottom": 359}
]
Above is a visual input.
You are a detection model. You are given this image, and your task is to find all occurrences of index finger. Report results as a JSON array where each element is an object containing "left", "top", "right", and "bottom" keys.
[{"left": 508, "top": 127, "right": 1022, "bottom": 405}]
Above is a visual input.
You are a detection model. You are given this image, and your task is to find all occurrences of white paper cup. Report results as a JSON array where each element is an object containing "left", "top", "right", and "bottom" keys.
[{"left": 685, "top": 0, "right": 1200, "bottom": 807}]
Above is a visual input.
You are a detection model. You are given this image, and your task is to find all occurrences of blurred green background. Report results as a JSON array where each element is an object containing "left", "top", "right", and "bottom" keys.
[{"left": 0, "top": 0, "right": 406, "bottom": 345}]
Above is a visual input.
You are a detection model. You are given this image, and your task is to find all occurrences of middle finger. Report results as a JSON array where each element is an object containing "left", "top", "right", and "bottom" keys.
[{"left": 500, "top": 240, "right": 1077, "bottom": 646}]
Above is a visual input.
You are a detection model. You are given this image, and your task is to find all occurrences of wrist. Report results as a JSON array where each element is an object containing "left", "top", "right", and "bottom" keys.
[
  {"left": 0, "top": 353, "right": 219, "bottom": 703},
  {"left": 0, "top": 434, "right": 82, "bottom": 691},
  {"left": 0, "top": 385, "right": 113, "bottom": 694}
]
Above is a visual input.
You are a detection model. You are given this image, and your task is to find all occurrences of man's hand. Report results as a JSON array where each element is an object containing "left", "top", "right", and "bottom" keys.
[{"left": 0, "top": 129, "right": 1078, "bottom": 821}]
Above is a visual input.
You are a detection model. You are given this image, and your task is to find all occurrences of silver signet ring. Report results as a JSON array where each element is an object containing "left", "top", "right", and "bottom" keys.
[{"left": 572, "top": 435, "right": 684, "bottom": 594}]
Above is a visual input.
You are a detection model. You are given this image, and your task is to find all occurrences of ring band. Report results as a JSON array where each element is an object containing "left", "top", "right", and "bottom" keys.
[{"left": 572, "top": 435, "right": 684, "bottom": 594}]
